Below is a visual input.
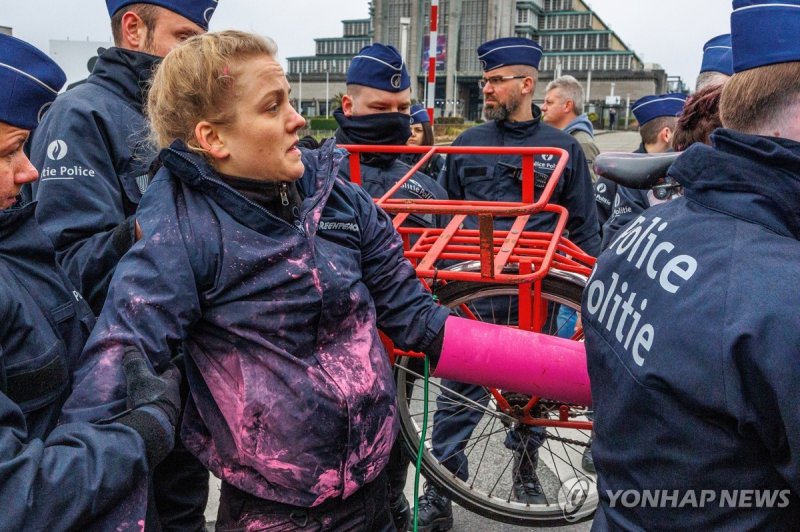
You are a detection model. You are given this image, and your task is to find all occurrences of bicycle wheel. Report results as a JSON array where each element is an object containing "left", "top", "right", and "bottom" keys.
[{"left": 396, "top": 272, "right": 595, "bottom": 526}]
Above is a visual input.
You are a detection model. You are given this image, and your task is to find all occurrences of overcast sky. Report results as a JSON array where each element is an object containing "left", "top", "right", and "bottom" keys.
[{"left": 3, "top": 0, "right": 733, "bottom": 87}]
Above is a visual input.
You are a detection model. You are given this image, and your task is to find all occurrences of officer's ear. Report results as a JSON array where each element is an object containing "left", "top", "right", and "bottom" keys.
[
  {"left": 660, "top": 127, "right": 674, "bottom": 146},
  {"left": 194, "top": 121, "right": 229, "bottom": 161},
  {"left": 342, "top": 94, "right": 355, "bottom": 117},
  {"left": 119, "top": 11, "right": 149, "bottom": 51},
  {"left": 521, "top": 76, "right": 535, "bottom": 96}
]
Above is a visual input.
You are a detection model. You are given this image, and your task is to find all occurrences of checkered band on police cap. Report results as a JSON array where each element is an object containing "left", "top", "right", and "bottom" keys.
[{"left": 0, "top": 34, "right": 66, "bottom": 130}]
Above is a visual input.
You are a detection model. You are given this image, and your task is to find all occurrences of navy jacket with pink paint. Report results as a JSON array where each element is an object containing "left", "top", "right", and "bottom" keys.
[{"left": 62, "top": 139, "right": 449, "bottom": 507}]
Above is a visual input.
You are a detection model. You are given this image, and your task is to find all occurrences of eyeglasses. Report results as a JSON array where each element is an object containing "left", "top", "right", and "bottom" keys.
[{"left": 477, "top": 75, "right": 527, "bottom": 89}]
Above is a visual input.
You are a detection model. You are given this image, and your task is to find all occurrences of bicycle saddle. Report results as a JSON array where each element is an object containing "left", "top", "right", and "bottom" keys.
[{"left": 593, "top": 151, "right": 680, "bottom": 190}]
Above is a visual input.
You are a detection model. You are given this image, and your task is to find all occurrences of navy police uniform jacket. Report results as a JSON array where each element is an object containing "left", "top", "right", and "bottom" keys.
[
  {"left": 399, "top": 151, "right": 445, "bottom": 183},
  {"left": 338, "top": 152, "right": 449, "bottom": 229},
  {"left": 441, "top": 112, "right": 601, "bottom": 256},
  {"left": 583, "top": 129, "right": 800, "bottom": 530},
  {"left": 0, "top": 203, "right": 150, "bottom": 530},
  {"left": 62, "top": 140, "right": 449, "bottom": 508},
  {"left": 29, "top": 47, "right": 159, "bottom": 314},
  {"left": 593, "top": 175, "right": 616, "bottom": 235},
  {"left": 600, "top": 144, "right": 651, "bottom": 249}
]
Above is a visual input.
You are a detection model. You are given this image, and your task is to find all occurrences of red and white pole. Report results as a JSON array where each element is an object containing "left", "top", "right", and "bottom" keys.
[{"left": 426, "top": 0, "right": 438, "bottom": 123}]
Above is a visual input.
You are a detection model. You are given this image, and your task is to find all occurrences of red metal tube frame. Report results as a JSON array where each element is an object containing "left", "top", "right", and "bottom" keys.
[{"left": 340, "top": 144, "right": 595, "bottom": 285}]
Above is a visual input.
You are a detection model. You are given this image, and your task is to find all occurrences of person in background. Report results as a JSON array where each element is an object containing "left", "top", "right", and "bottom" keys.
[
  {"left": 595, "top": 31, "right": 733, "bottom": 240},
  {"left": 60, "top": 30, "right": 452, "bottom": 531},
  {"left": 333, "top": 44, "right": 448, "bottom": 237},
  {"left": 400, "top": 103, "right": 446, "bottom": 180},
  {"left": 541, "top": 74, "right": 600, "bottom": 182},
  {"left": 597, "top": 93, "right": 687, "bottom": 248},
  {"left": 419, "top": 36, "right": 600, "bottom": 532},
  {"left": 672, "top": 82, "right": 725, "bottom": 151},
  {"left": 696, "top": 33, "right": 733, "bottom": 90},
  {"left": 583, "top": 1, "right": 800, "bottom": 528},
  {"left": 0, "top": 33, "right": 181, "bottom": 531},
  {"left": 28, "top": 2, "right": 219, "bottom": 529},
  {"left": 329, "top": 42, "right": 450, "bottom": 529}
]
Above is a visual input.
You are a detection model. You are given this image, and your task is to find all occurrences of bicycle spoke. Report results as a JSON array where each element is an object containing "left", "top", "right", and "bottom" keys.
[{"left": 395, "top": 274, "right": 592, "bottom": 526}]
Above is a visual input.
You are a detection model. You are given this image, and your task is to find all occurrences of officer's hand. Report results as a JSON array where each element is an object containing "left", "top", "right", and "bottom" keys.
[
  {"left": 116, "top": 347, "right": 182, "bottom": 466},
  {"left": 122, "top": 346, "right": 180, "bottom": 427},
  {"left": 134, "top": 219, "right": 143, "bottom": 241}
]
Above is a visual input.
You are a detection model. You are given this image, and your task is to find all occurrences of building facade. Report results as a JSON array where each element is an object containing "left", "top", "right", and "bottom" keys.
[
  {"left": 287, "top": 0, "right": 673, "bottom": 122},
  {"left": 287, "top": 19, "right": 369, "bottom": 117}
]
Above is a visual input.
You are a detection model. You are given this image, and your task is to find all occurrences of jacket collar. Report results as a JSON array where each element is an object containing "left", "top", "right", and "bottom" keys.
[
  {"left": 87, "top": 47, "right": 161, "bottom": 113},
  {"left": 564, "top": 114, "right": 595, "bottom": 137},
  {"left": 0, "top": 202, "right": 55, "bottom": 260},
  {"left": 0, "top": 201, "right": 36, "bottom": 239},
  {"left": 158, "top": 140, "right": 343, "bottom": 231},
  {"left": 670, "top": 128, "right": 800, "bottom": 240},
  {"left": 494, "top": 104, "right": 543, "bottom": 138}
]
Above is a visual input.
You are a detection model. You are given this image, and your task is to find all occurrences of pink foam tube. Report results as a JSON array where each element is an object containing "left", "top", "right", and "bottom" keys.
[{"left": 432, "top": 316, "right": 591, "bottom": 406}]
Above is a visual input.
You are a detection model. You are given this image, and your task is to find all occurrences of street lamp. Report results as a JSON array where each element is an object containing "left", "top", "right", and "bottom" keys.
[
  {"left": 325, "top": 69, "right": 330, "bottom": 119},
  {"left": 399, "top": 17, "right": 411, "bottom": 64}
]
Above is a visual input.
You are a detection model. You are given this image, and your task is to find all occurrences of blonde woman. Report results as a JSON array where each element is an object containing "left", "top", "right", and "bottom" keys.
[{"left": 63, "top": 31, "right": 449, "bottom": 530}]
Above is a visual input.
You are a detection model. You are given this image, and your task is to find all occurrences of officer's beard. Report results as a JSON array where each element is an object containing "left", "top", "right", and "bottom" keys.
[{"left": 483, "top": 93, "right": 522, "bottom": 121}]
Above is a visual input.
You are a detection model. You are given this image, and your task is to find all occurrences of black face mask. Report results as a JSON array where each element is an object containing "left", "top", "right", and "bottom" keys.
[{"left": 334, "top": 109, "right": 412, "bottom": 168}]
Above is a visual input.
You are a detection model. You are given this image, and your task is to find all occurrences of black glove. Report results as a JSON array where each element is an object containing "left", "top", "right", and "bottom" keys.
[
  {"left": 116, "top": 346, "right": 182, "bottom": 467},
  {"left": 297, "top": 135, "right": 321, "bottom": 150},
  {"left": 423, "top": 326, "right": 445, "bottom": 369}
]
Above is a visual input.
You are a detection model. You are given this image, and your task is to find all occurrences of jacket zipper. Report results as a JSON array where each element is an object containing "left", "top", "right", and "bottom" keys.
[
  {"left": 172, "top": 150, "right": 305, "bottom": 235},
  {"left": 279, "top": 182, "right": 290, "bottom": 206}
]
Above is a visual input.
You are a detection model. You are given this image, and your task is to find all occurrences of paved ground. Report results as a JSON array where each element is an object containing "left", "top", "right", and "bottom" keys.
[
  {"left": 202, "top": 131, "right": 639, "bottom": 530},
  {"left": 594, "top": 130, "right": 640, "bottom": 153}
]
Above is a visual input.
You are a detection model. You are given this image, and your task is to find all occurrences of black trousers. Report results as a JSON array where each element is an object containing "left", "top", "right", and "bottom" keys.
[
  {"left": 215, "top": 471, "right": 394, "bottom": 532},
  {"left": 153, "top": 354, "right": 211, "bottom": 532}
]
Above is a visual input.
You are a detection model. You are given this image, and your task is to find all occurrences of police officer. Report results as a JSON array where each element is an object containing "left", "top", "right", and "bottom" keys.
[
  {"left": 541, "top": 75, "right": 600, "bottom": 182},
  {"left": 28, "top": 2, "right": 219, "bottom": 529},
  {"left": 332, "top": 42, "right": 449, "bottom": 530},
  {"left": 400, "top": 103, "right": 446, "bottom": 180},
  {"left": 418, "top": 37, "right": 600, "bottom": 531},
  {"left": 598, "top": 93, "right": 687, "bottom": 248},
  {"left": 0, "top": 33, "right": 181, "bottom": 530},
  {"left": 30, "top": 0, "right": 218, "bottom": 314},
  {"left": 595, "top": 31, "right": 734, "bottom": 242},
  {"left": 696, "top": 33, "right": 734, "bottom": 90},
  {"left": 584, "top": 1, "right": 800, "bottom": 528},
  {"left": 440, "top": 37, "right": 599, "bottom": 253},
  {"left": 334, "top": 43, "right": 448, "bottom": 232},
  {"left": 60, "top": 30, "right": 454, "bottom": 532}
]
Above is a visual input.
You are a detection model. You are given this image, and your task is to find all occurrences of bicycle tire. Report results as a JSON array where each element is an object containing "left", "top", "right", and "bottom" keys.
[{"left": 396, "top": 272, "right": 595, "bottom": 526}]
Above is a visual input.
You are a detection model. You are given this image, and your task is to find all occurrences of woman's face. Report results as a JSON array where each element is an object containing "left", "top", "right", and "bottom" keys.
[
  {"left": 0, "top": 122, "right": 37, "bottom": 210},
  {"left": 215, "top": 55, "right": 306, "bottom": 181},
  {"left": 407, "top": 124, "right": 425, "bottom": 146}
]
